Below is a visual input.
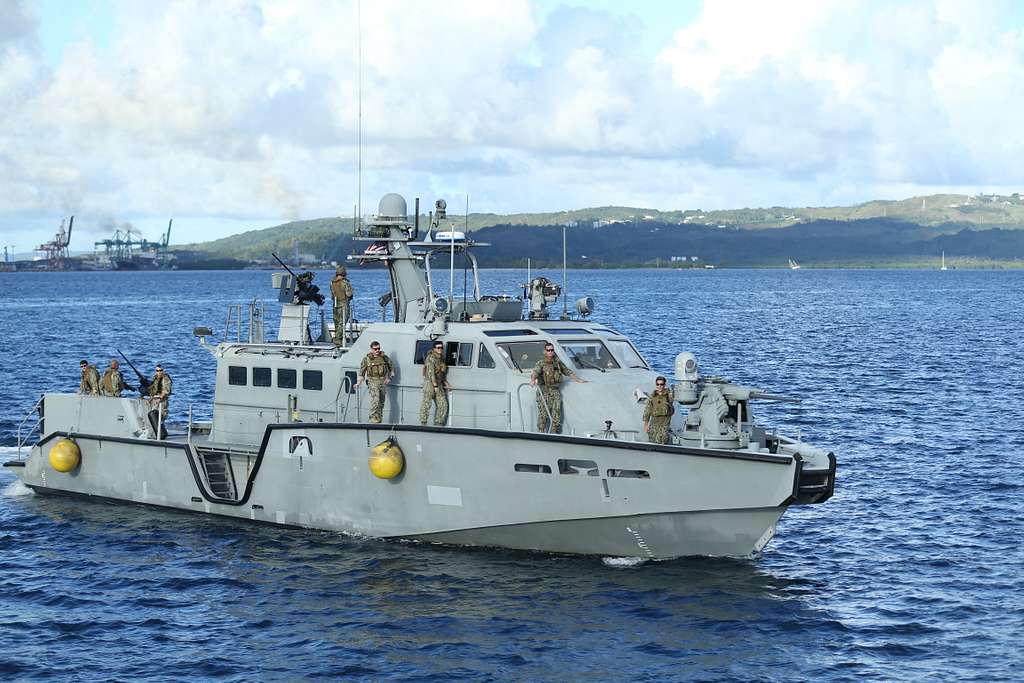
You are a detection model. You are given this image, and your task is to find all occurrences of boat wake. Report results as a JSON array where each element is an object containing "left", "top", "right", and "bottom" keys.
[
  {"left": 3, "top": 479, "right": 33, "bottom": 497},
  {"left": 602, "top": 556, "right": 649, "bottom": 568}
]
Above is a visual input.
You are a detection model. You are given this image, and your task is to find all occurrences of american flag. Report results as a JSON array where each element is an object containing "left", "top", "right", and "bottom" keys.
[{"left": 358, "top": 241, "right": 388, "bottom": 264}]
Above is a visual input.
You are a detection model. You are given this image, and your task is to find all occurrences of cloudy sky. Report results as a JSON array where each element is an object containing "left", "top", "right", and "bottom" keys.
[{"left": 2, "top": 0, "right": 1023, "bottom": 249}]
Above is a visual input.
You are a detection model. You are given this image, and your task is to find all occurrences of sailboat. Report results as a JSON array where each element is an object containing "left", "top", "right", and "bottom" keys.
[
  {"left": 941, "top": 252, "right": 947, "bottom": 271},
  {"left": 788, "top": 259, "right": 801, "bottom": 270}
]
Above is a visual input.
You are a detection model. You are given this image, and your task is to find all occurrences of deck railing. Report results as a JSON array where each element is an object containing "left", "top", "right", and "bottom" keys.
[{"left": 15, "top": 395, "right": 45, "bottom": 460}]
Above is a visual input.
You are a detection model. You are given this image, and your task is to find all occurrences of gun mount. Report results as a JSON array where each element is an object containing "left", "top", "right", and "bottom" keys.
[
  {"left": 526, "top": 276, "right": 561, "bottom": 320},
  {"left": 671, "top": 351, "right": 801, "bottom": 449}
]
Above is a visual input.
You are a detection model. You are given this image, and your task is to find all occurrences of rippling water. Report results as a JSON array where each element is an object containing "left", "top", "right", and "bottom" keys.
[{"left": 2, "top": 268, "right": 1022, "bottom": 681}]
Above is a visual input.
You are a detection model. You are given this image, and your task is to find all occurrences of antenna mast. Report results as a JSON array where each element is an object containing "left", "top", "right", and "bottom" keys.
[
  {"left": 448, "top": 213, "right": 455, "bottom": 312},
  {"left": 356, "top": 0, "right": 362, "bottom": 233},
  {"left": 562, "top": 224, "right": 568, "bottom": 319}
]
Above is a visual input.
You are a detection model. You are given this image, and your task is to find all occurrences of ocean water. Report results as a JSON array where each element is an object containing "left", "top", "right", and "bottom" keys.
[{"left": 1, "top": 267, "right": 1022, "bottom": 681}]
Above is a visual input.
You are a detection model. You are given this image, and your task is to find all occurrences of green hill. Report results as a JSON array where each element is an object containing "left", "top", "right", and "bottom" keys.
[{"left": 179, "top": 192, "right": 1024, "bottom": 262}]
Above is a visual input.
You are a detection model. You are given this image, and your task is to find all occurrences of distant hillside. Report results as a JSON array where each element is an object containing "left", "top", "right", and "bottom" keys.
[
  {"left": 178, "top": 192, "right": 1024, "bottom": 265},
  {"left": 469, "top": 219, "right": 1024, "bottom": 268}
]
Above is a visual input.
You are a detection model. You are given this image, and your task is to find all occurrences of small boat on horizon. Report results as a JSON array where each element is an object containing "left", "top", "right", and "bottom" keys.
[
  {"left": 788, "top": 259, "right": 801, "bottom": 270},
  {"left": 941, "top": 251, "right": 948, "bottom": 271}
]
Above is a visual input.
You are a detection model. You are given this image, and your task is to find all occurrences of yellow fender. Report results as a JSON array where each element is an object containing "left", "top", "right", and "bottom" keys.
[
  {"left": 49, "top": 438, "right": 81, "bottom": 473},
  {"left": 368, "top": 438, "right": 404, "bottom": 479}
]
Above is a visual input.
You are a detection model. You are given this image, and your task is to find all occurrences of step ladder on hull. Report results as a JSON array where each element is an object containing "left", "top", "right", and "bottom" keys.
[{"left": 195, "top": 449, "right": 239, "bottom": 501}]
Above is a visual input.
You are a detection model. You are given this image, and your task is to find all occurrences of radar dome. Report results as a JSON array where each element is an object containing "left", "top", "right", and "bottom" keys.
[{"left": 378, "top": 193, "right": 407, "bottom": 221}]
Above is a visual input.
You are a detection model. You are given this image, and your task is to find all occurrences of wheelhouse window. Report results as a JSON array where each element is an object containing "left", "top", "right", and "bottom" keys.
[
  {"left": 482, "top": 329, "right": 538, "bottom": 337},
  {"left": 538, "top": 328, "right": 592, "bottom": 334},
  {"left": 558, "top": 340, "right": 620, "bottom": 370},
  {"left": 452, "top": 342, "right": 473, "bottom": 367},
  {"left": 495, "top": 341, "right": 550, "bottom": 371},
  {"left": 606, "top": 339, "right": 648, "bottom": 369},
  {"left": 414, "top": 340, "right": 436, "bottom": 364},
  {"left": 277, "top": 368, "right": 297, "bottom": 389},
  {"left": 302, "top": 370, "right": 323, "bottom": 391},
  {"left": 253, "top": 367, "right": 272, "bottom": 387},
  {"left": 228, "top": 365, "right": 247, "bottom": 386},
  {"left": 478, "top": 344, "right": 496, "bottom": 369}
]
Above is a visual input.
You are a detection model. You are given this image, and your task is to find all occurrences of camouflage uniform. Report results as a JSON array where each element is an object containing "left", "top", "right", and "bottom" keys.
[
  {"left": 531, "top": 356, "right": 574, "bottom": 433},
  {"left": 360, "top": 351, "right": 394, "bottom": 423},
  {"left": 419, "top": 350, "right": 449, "bottom": 425},
  {"left": 148, "top": 371, "right": 173, "bottom": 420},
  {"left": 643, "top": 387, "right": 675, "bottom": 444},
  {"left": 330, "top": 269, "right": 354, "bottom": 346},
  {"left": 100, "top": 367, "right": 126, "bottom": 396},
  {"left": 79, "top": 364, "right": 100, "bottom": 395}
]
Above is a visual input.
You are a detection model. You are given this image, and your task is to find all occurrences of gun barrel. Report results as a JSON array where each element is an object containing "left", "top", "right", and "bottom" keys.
[
  {"left": 116, "top": 349, "right": 151, "bottom": 390},
  {"left": 749, "top": 392, "right": 802, "bottom": 403},
  {"left": 271, "top": 252, "right": 297, "bottom": 277}
]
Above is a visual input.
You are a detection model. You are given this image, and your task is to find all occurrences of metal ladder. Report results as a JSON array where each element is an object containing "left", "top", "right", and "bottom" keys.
[
  {"left": 15, "top": 396, "right": 45, "bottom": 459},
  {"left": 196, "top": 450, "right": 238, "bottom": 500}
]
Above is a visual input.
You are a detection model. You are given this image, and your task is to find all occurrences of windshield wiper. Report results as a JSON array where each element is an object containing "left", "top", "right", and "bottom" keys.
[{"left": 569, "top": 351, "right": 606, "bottom": 373}]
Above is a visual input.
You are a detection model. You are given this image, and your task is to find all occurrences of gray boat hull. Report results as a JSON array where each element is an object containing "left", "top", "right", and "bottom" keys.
[{"left": 10, "top": 419, "right": 808, "bottom": 559}]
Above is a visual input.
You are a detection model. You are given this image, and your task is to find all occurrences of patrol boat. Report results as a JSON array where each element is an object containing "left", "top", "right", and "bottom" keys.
[{"left": 6, "top": 193, "right": 836, "bottom": 559}]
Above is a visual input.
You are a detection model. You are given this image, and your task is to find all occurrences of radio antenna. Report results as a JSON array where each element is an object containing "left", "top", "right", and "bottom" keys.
[
  {"left": 356, "top": 0, "right": 363, "bottom": 233},
  {"left": 561, "top": 224, "right": 568, "bottom": 319}
]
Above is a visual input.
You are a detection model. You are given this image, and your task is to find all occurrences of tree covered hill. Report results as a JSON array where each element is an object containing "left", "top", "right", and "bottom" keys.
[
  {"left": 468, "top": 219, "right": 1024, "bottom": 268},
  {"left": 179, "top": 192, "right": 1024, "bottom": 266}
]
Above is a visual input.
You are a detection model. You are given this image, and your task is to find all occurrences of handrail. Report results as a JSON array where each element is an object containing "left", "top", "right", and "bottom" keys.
[
  {"left": 15, "top": 395, "right": 45, "bottom": 460},
  {"left": 514, "top": 382, "right": 580, "bottom": 435},
  {"left": 514, "top": 383, "right": 532, "bottom": 432},
  {"left": 329, "top": 381, "right": 510, "bottom": 427}
]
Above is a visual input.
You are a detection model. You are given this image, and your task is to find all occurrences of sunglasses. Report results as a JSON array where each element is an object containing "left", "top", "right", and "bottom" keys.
[
  {"left": 545, "top": 349, "right": 555, "bottom": 353},
  {"left": 656, "top": 382, "right": 665, "bottom": 386},
  {"left": 371, "top": 346, "right": 380, "bottom": 350}
]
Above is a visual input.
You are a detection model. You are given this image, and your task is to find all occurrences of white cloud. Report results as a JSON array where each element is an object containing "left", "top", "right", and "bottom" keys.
[{"left": 1, "top": 0, "right": 1024, "bottom": 250}]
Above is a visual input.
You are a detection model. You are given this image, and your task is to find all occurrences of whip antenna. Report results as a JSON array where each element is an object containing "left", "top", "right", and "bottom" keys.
[
  {"left": 562, "top": 224, "right": 568, "bottom": 318},
  {"left": 356, "top": 0, "right": 362, "bottom": 232}
]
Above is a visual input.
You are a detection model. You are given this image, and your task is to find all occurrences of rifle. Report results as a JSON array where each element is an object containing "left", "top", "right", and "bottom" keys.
[{"left": 117, "top": 349, "right": 151, "bottom": 394}]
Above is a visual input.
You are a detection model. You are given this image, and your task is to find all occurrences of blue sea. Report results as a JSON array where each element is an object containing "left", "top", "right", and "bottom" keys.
[{"left": 1, "top": 268, "right": 1022, "bottom": 681}]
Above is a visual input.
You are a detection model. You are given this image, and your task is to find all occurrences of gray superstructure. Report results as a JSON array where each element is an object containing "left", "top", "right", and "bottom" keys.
[{"left": 6, "top": 193, "right": 835, "bottom": 559}]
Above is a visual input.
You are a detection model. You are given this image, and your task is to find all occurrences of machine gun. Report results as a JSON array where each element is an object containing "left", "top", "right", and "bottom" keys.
[
  {"left": 272, "top": 252, "right": 325, "bottom": 306},
  {"left": 117, "top": 350, "right": 151, "bottom": 394}
]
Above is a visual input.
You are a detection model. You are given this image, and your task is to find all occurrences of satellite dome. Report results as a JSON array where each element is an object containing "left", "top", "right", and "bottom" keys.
[{"left": 378, "top": 193, "right": 407, "bottom": 221}]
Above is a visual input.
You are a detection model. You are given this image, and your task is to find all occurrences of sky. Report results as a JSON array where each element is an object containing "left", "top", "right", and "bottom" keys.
[{"left": 2, "top": 0, "right": 1024, "bottom": 250}]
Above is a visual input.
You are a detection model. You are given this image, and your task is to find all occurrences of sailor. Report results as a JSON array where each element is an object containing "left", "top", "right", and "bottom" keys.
[
  {"left": 78, "top": 360, "right": 101, "bottom": 395},
  {"left": 529, "top": 343, "right": 585, "bottom": 433},
  {"left": 356, "top": 341, "right": 394, "bottom": 424},
  {"left": 330, "top": 265, "right": 354, "bottom": 346},
  {"left": 100, "top": 359, "right": 127, "bottom": 397},
  {"left": 147, "top": 364, "right": 173, "bottom": 422},
  {"left": 419, "top": 341, "right": 451, "bottom": 425},
  {"left": 643, "top": 376, "right": 675, "bottom": 444}
]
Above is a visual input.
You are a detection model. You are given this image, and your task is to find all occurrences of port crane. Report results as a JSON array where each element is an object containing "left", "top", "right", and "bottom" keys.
[{"left": 34, "top": 217, "right": 73, "bottom": 269}]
